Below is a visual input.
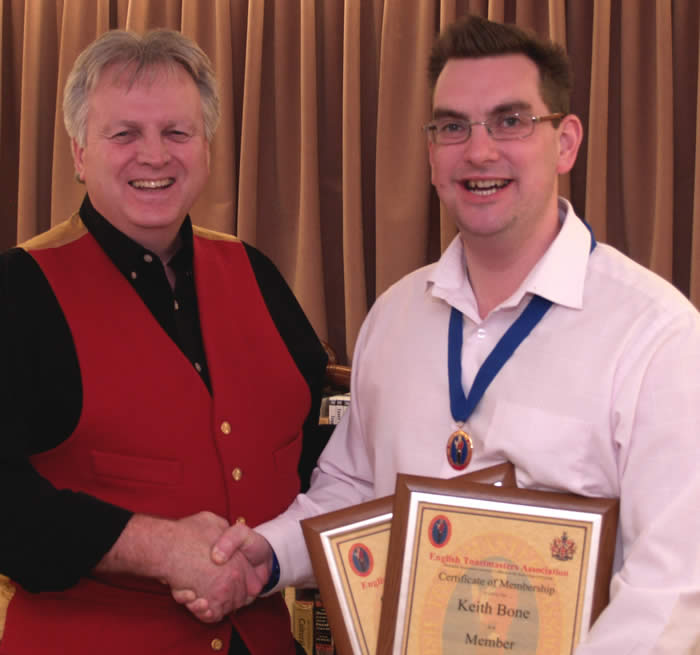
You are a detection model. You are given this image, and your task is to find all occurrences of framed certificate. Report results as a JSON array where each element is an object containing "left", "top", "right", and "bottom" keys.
[
  {"left": 376, "top": 474, "right": 619, "bottom": 655},
  {"left": 301, "top": 463, "right": 516, "bottom": 655}
]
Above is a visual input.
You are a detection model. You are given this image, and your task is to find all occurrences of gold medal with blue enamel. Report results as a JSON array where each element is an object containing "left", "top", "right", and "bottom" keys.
[{"left": 446, "top": 428, "right": 473, "bottom": 470}]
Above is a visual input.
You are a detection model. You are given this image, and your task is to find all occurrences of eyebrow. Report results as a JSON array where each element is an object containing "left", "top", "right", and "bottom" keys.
[
  {"left": 112, "top": 120, "right": 141, "bottom": 129},
  {"left": 432, "top": 101, "right": 534, "bottom": 121},
  {"left": 99, "top": 120, "right": 142, "bottom": 134},
  {"left": 103, "top": 119, "right": 196, "bottom": 132}
]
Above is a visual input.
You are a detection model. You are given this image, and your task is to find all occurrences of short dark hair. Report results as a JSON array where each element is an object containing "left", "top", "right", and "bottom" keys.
[{"left": 428, "top": 14, "right": 572, "bottom": 116}]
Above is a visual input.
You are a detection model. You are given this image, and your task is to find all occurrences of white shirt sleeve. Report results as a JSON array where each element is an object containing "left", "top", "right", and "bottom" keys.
[
  {"left": 256, "top": 315, "right": 378, "bottom": 589},
  {"left": 575, "top": 311, "right": 700, "bottom": 654}
]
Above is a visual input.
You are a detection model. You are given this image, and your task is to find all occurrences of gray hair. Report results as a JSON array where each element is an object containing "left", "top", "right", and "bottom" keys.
[{"left": 63, "top": 29, "right": 220, "bottom": 146}]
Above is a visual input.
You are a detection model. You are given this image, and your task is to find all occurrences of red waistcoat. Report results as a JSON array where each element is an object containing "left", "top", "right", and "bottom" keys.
[{"left": 2, "top": 216, "right": 308, "bottom": 654}]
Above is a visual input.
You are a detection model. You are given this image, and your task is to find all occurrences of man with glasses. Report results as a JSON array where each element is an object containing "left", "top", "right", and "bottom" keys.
[{"left": 192, "top": 15, "right": 700, "bottom": 652}]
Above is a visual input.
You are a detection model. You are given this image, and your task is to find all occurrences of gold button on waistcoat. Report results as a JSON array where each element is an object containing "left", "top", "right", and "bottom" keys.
[
  {"left": 210, "top": 637, "right": 224, "bottom": 651},
  {"left": 235, "top": 516, "right": 246, "bottom": 524},
  {"left": 220, "top": 421, "right": 231, "bottom": 435},
  {"left": 232, "top": 467, "right": 243, "bottom": 481}
]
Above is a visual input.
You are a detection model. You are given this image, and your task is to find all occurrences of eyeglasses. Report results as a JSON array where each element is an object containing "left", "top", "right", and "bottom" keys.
[{"left": 423, "top": 112, "right": 564, "bottom": 145}]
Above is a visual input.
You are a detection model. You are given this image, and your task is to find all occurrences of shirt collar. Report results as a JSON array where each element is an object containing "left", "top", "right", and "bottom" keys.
[
  {"left": 428, "top": 197, "right": 592, "bottom": 316},
  {"left": 520, "top": 197, "right": 591, "bottom": 309},
  {"left": 78, "top": 194, "right": 195, "bottom": 277}
]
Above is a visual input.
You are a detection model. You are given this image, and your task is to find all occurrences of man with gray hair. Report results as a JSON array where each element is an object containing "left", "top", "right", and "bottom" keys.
[{"left": 0, "top": 29, "right": 326, "bottom": 655}]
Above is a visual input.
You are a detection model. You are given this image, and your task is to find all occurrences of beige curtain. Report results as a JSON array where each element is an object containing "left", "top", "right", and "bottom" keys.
[{"left": 1, "top": 0, "right": 698, "bottom": 363}]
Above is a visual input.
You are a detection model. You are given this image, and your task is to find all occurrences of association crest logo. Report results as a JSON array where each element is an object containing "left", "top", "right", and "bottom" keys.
[
  {"left": 348, "top": 543, "right": 374, "bottom": 577},
  {"left": 446, "top": 430, "right": 473, "bottom": 471},
  {"left": 428, "top": 514, "right": 452, "bottom": 548},
  {"left": 550, "top": 532, "right": 576, "bottom": 561}
]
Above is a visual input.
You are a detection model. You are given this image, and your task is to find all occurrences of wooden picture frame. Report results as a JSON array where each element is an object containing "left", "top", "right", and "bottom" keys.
[
  {"left": 376, "top": 474, "right": 618, "bottom": 655},
  {"left": 301, "top": 463, "right": 517, "bottom": 655}
]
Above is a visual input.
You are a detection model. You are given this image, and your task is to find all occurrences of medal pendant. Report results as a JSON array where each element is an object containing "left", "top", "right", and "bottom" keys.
[{"left": 446, "top": 429, "right": 473, "bottom": 471}]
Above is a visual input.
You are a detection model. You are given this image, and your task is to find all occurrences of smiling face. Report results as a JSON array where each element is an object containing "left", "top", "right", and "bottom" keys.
[
  {"left": 72, "top": 63, "right": 210, "bottom": 258},
  {"left": 428, "top": 54, "right": 581, "bottom": 253}
]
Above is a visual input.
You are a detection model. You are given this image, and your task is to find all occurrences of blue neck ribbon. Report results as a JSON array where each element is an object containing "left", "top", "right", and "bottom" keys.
[{"left": 448, "top": 221, "right": 596, "bottom": 425}]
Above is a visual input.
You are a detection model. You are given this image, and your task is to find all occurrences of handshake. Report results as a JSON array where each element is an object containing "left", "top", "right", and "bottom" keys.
[
  {"left": 168, "top": 511, "right": 273, "bottom": 623},
  {"left": 101, "top": 510, "right": 275, "bottom": 624}
]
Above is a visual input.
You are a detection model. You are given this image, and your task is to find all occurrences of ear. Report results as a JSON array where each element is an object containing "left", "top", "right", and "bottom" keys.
[
  {"left": 556, "top": 114, "right": 583, "bottom": 175},
  {"left": 71, "top": 138, "right": 86, "bottom": 182}
]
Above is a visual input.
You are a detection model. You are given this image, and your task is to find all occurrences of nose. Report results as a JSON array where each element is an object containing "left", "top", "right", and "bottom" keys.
[
  {"left": 136, "top": 134, "right": 171, "bottom": 167},
  {"left": 462, "top": 123, "right": 499, "bottom": 165}
]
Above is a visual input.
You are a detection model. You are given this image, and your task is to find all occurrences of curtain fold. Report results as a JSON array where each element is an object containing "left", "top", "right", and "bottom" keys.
[
  {"left": 0, "top": 0, "right": 24, "bottom": 249},
  {"left": 17, "top": 0, "right": 60, "bottom": 241},
  {"left": 183, "top": 0, "right": 239, "bottom": 235},
  {"left": 375, "top": 0, "right": 434, "bottom": 294},
  {"left": 339, "top": 0, "right": 368, "bottom": 355},
  {"left": 617, "top": 0, "right": 673, "bottom": 277},
  {"left": 584, "top": 0, "right": 611, "bottom": 243},
  {"left": 693, "top": 4, "right": 700, "bottom": 302},
  {"left": 1, "top": 0, "right": 698, "bottom": 363}
]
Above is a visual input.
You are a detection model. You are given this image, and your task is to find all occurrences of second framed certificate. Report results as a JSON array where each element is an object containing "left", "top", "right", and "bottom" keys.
[
  {"left": 376, "top": 475, "right": 618, "bottom": 655},
  {"left": 301, "top": 463, "right": 516, "bottom": 655}
]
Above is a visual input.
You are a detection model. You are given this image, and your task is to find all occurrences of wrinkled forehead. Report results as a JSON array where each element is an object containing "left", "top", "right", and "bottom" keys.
[
  {"left": 92, "top": 60, "right": 192, "bottom": 94},
  {"left": 83, "top": 61, "right": 204, "bottom": 135}
]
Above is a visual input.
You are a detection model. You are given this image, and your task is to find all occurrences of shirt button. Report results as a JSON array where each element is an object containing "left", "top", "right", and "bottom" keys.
[
  {"left": 194, "top": 362, "right": 202, "bottom": 373},
  {"left": 235, "top": 516, "right": 246, "bottom": 525},
  {"left": 143, "top": 253, "right": 153, "bottom": 263},
  {"left": 220, "top": 421, "right": 231, "bottom": 435},
  {"left": 232, "top": 468, "right": 243, "bottom": 481},
  {"left": 130, "top": 271, "right": 138, "bottom": 280},
  {"left": 210, "top": 638, "right": 224, "bottom": 651},
  {"left": 477, "top": 328, "right": 487, "bottom": 339},
  {"left": 174, "top": 299, "right": 180, "bottom": 311}
]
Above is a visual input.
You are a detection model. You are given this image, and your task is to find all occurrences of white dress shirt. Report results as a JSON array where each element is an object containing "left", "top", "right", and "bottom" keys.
[{"left": 258, "top": 198, "right": 700, "bottom": 654}]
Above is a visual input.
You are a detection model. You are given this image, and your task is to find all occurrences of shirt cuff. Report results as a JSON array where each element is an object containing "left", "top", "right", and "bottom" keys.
[{"left": 260, "top": 549, "right": 280, "bottom": 594}]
